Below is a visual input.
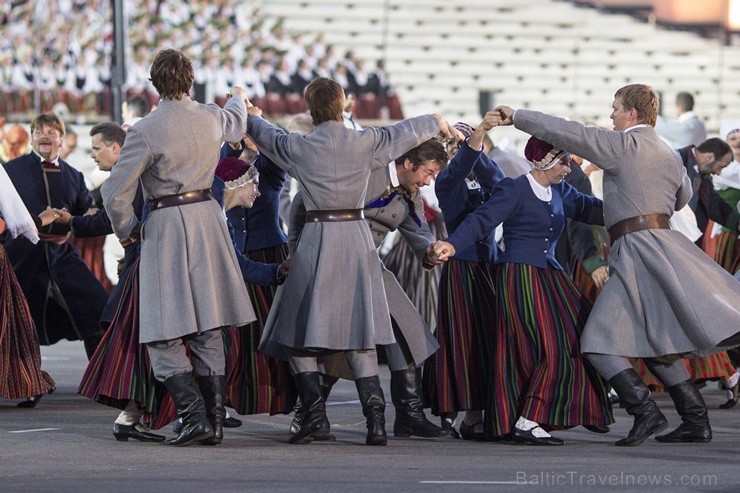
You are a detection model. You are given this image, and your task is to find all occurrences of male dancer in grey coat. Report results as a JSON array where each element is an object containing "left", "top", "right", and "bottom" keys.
[
  {"left": 102, "top": 49, "right": 256, "bottom": 446},
  {"left": 289, "top": 139, "right": 451, "bottom": 439},
  {"left": 444, "top": 84, "right": 740, "bottom": 447},
  {"left": 250, "top": 78, "right": 460, "bottom": 445}
]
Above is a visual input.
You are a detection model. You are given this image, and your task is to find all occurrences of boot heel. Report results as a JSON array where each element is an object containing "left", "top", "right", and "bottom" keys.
[{"left": 113, "top": 433, "right": 129, "bottom": 442}]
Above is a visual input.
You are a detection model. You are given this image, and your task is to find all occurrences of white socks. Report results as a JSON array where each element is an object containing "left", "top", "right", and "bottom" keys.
[
  {"left": 515, "top": 416, "right": 552, "bottom": 438},
  {"left": 114, "top": 401, "right": 142, "bottom": 425}
]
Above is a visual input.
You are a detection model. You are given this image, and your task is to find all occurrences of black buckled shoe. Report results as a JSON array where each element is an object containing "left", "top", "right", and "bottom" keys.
[
  {"left": 719, "top": 380, "right": 739, "bottom": 410},
  {"left": 113, "top": 423, "right": 166, "bottom": 442},
  {"left": 223, "top": 416, "right": 242, "bottom": 428},
  {"left": 17, "top": 387, "right": 55, "bottom": 408},
  {"left": 513, "top": 426, "right": 564, "bottom": 446},
  {"left": 440, "top": 413, "right": 461, "bottom": 439},
  {"left": 459, "top": 421, "right": 486, "bottom": 441}
]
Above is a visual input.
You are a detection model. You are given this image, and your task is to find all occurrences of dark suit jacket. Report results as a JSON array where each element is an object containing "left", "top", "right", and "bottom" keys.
[
  {"left": 677, "top": 146, "right": 739, "bottom": 240},
  {"left": 2, "top": 152, "right": 108, "bottom": 344}
]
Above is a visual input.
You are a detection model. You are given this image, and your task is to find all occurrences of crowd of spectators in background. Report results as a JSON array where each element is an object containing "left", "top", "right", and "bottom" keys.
[{"left": 0, "top": 0, "right": 403, "bottom": 120}]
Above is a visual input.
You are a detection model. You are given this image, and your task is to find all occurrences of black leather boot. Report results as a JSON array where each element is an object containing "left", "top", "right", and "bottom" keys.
[
  {"left": 391, "top": 368, "right": 450, "bottom": 438},
  {"left": 356, "top": 376, "right": 387, "bottom": 446},
  {"left": 289, "top": 372, "right": 335, "bottom": 444},
  {"left": 162, "top": 373, "right": 214, "bottom": 446},
  {"left": 197, "top": 375, "right": 226, "bottom": 445},
  {"left": 289, "top": 375, "right": 337, "bottom": 437},
  {"left": 655, "top": 380, "right": 712, "bottom": 443},
  {"left": 609, "top": 369, "right": 668, "bottom": 446}
]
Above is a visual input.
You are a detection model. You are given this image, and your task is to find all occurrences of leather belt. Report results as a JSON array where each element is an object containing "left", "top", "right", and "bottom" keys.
[
  {"left": 148, "top": 189, "right": 212, "bottom": 212},
  {"left": 120, "top": 236, "right": 140, "bottom": 248},
  {"left": 306, "top": 209, "right": 365, "bottom": 223},
  {"left": 608, "top": 213, "right": 670, "bottom": 246},
  {"left": 38, "top": 233, "right": 68, "bottom": 245}
]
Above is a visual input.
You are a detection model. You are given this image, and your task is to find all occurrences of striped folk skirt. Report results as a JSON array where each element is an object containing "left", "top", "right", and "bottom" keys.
[
  {"left": 712, "top": 229, "right": 740, "bottom": 276},
  {"left": 77, "top": 257, "right": 174, "bottom": 428},
  {"left": 424, "top": 259, "right": 496, "bottom": 414},
  {"left": 1, "top": 244, "right": 55, "bottom": 399},
  {"left": 634, "top": 352, "right": 738, "bottom": 392},
  {"left": 224, "top": 244, "right": 296, "bottom": 415},
  {"left": 381, "top": 210, "right": 446, "bottom": 329},
  {"left": 484, "top": 263, "right": 613, "bottom": 438}
]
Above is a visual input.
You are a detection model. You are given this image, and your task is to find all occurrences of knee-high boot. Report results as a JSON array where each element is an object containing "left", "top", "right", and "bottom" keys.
[
  {"left": 609, "top": 369, "right": 668, "bottom": 446},
  {"left": 290, "top": 372, "right": 334, "bottom": 444},
  {"left": 355, "top": 376, "right": 387, "bottom": 446},
  {"left": 163, "top": 373, "right": 214, "bottom": 446},
  {"left": 197, "top": 375, "right": 226, "bottom": 445},
  {"left": 391, "top": 367, "right": 449, "bottom": 438},
  {"left": 289, "top": 375, "right": 337, "bottom": 437},
  {"left": 655, "top": 380, "right": 712, "bottom": 443}
]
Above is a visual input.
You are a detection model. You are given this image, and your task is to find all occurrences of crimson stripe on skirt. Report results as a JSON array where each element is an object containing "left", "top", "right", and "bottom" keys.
[
  {"left": 423, "top": 259, "right": 496, "bottom": 414},
  {"left": 1, "top": 244, "right": 55, "bottom": 399},
  {"left": 224, "top": 244, "right": 296, "bottom": 415},
  {"left": 484, "top": 263, "right": 613, "bottom": 438}
]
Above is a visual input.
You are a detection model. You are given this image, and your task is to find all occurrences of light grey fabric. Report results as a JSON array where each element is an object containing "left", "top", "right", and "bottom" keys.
[
  {"left": 254, "top": 115, "right": 440, "bottom": 355},
  {"left": 515, "top": 110, "right": 740, "bottom": 358},
  {"left": 286, "top": 349, "right": 320, "bottom": 374},
  {"left": 345, "top": 350, "right": 380, "bottom": 379},
  {"left": 655, "top": 113, "right": 707, "bottom": 149},
  {"left": 101, "top": 96, "right": 256, "bottom": 343},
  {"left": 288, "top": 165, "right": 440, "bottom": 368},
  {"left": 585, "top": 353, "right": 633, "bottom": 381},
  {"left": 147, "top": 328, "right": 225, "bottom": 381},
  {"left": 643, "top": 358, "right": 691, "bottom": 387}
]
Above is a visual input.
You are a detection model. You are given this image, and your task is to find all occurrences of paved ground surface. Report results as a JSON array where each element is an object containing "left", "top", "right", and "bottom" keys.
[{"left": 1, "top": 341, "right": 738, "bottom": 492}]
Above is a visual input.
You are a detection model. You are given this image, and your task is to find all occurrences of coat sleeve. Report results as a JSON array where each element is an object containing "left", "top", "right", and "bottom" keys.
[
  {"left": 514, "top": 110, "right": 628, "bottom": 171},
  {"left": 287, "top": 189, "right": 307, "bottom": 256},
  {"left": 101, "top": 125, "right": 153, "bottom": 238},
  {"left": 560, "top": 181, "right": 604, "bottom": 226},
  {"left": 397, "top": 197, "right": 435, "bottom": 268},
  {"left": 246, "top": 116, "right": 297, "bottom": 174},
  {"left": 213, "top": 97, "right": 247, "bottom": 144},
  {"left": 70, "top": 208, "right": 113, "bottom": 237},
  {"left": 447, "top": 177, "right": 519, "bottom": 254},
  {"left": 437, "top": 141, "right": 483, "bottom": 193},
  {"left": 368, "top": 115, "right": 440, "bottom": 170},
  {"left": 473, "top": 152, "right": 505, "bottom": 191}
]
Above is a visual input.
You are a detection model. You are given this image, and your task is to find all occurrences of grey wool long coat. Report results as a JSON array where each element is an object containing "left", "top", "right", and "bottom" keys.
[
  {"left": 364, "top": 165, "right": 440, "bottom": 367},
  {"left": 101, "top": 97, "right": 256, "bottom": 343},
  {"left": 514, "top": 110, "right": 740, "bottom": 358},
  {"left": 289, "top": 165, "right": 440, "bottom": 368},
  {"left": 252, "top": 116, "right": 440, "bottom": 357}
]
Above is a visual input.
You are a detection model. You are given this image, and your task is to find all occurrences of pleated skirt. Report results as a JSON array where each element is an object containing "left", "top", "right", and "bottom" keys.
[
  {"left": 634, "top": 352, "right": 738, "bottom": 391},
  {"left": 381, "top": 211, "right": 446, "bottom": 329},
  {"left": 423, "top": 259, "right": 496, "bottom": 414},
  {"left": 77, "top": 257, "right": 174, "bottom": 428},
  {"left": 1, "top": 244, "right": 55, "bottom": 399},
  {"left": 712, "top": 229, "right": 740, "bottom": 275},
  {"left": 224, "top": 244, "right": 296, "bottom": 415},
  {"left": 484, "top": 263, "right": 613, "bottom": 438}
]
